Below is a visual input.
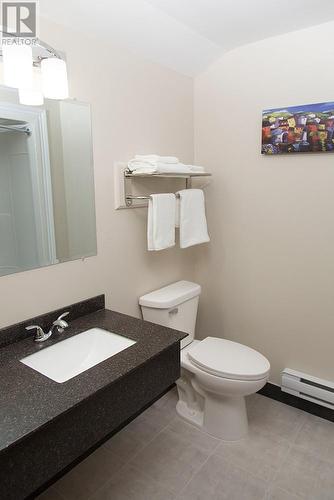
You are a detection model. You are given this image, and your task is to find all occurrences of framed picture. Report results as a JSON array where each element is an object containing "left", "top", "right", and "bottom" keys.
[{"left": 262, "top": 101, "right": 334, "bottom": 155}]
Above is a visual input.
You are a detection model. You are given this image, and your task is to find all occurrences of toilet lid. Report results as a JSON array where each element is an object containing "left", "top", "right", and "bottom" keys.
[{"left": 188, "top": 337, "right": 270, "bottom": 381}]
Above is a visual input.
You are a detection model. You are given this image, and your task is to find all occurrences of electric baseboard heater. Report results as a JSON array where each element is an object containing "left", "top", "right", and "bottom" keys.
[{"left": 282, "top": 368, "right": 334, "bottom": 410}]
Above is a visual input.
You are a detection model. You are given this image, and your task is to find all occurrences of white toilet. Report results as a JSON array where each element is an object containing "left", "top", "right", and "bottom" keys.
[{"left": 140, "top": 281, "right": 270, "bottom": 441}]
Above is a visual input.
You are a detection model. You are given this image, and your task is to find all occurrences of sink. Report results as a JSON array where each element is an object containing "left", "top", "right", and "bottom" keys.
[{"left": 20, "top": 328, "right": 136, "bottom": 383}]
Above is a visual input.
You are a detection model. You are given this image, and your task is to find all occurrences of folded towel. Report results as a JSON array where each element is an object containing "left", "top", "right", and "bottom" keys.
[
  {"left": 155, "top": 163, "right": 193, "bottom": 174},
  {"left": 127, "top": 154, "right": 207, "bottom": 176},
  {"left": 184, "top": 165, "right": 205, "bottom": 173},
  {"left": 135, "top": 155, "right": 179, "bottom": 164},
  {"left": 127, "top": 159, "right": 157, "bottom": 171},
  {"left": 128, "top": 164, "right": 157, "bottom": 175},
  {"left": 128, "top": 162, "right": 193, "bottom": 175},
  {"left": 176, "top": 189, "right": 210, "bottom": 248},
  {"left": 147, "top": 194, "right": 176, "bottom": 251}
]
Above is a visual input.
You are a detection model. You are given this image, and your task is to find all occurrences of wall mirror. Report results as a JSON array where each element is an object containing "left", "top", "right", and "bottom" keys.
[{"left": 0, "top": 87, "right": 97, "bottom": 277}]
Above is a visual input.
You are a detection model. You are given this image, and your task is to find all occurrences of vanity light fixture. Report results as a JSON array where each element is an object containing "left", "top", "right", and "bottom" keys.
[
  {"left": 41, "top": 57, "right": 68, "bottom": 100},
  {"left": 0, "top": 29, "right": 69, "bottom": 105},
  {"left": 18, "top": 67, "right": 44, "bottom": 105},
  {"left": 18, "top": 87, "right": 44, "bottom": 106},
  {"left": 2, "top": 44, "right": 33, "bottom": 89}
]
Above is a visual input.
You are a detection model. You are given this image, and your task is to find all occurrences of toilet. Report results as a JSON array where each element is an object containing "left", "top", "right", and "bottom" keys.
[{"left": 139, "top": 280, "right": 270, "bottom": 441}]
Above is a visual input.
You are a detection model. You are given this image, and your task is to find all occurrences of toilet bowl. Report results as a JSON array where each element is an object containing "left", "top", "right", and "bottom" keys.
[{"left": 139, "top": 281, "right": 270, "bottom": 441}]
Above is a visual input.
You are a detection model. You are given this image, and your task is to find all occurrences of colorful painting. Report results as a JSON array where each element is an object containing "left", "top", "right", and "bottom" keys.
[{"left": 262, "top": 102, "right": 334, "bottom": 155}]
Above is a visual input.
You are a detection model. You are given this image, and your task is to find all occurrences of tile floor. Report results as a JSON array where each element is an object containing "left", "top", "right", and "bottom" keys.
[{"left": 38, "top": 389, "right": 334, "bottom": 500}]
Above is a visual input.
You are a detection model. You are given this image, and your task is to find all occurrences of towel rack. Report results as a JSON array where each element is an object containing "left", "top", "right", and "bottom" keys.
[{"left": 124, "top": 170, "right": 212, "bottom": 208}]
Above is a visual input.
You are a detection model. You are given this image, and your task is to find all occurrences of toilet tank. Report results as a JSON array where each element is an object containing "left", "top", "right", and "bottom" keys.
[{"left": 139, "top": 281, "right": 201, "bottom": 349}]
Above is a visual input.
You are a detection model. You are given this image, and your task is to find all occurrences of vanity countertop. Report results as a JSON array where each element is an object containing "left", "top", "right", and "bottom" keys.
[{"left": 0, "top": 307, "right": 186, "bottom": 454}]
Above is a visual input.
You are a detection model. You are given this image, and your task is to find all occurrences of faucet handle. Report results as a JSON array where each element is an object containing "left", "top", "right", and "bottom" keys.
[
  {"left": 52, "top": 311, "right": 70, "bottom": 333},
  {"left": 57, "top": 311, "right": 69, "bottom": 321},
  {"left": 25, "top": 325, "right": 46, "bottom": 341}
]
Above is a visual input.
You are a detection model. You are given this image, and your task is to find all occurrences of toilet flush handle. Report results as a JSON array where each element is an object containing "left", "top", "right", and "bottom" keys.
[{"left": 169, "top": 308, "right": 178, "bottom": 316}]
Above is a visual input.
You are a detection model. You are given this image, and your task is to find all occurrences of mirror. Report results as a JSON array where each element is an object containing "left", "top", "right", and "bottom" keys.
[{"left": 0, "top": 87, "right": 97, "bottom": 277}]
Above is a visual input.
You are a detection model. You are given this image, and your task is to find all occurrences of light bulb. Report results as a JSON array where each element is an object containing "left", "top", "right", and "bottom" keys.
[
  {"left": 41, "top": 58, "right": 69, "bottom": 99},
  {"left": 3, "top": 44, "right": 33, "bottom": 88},
  {"left": 19, "top": 88, "right": 44, "bottom": 106},
  {"left": 19, "top": 67, "right": 44, "bottom": 105}
]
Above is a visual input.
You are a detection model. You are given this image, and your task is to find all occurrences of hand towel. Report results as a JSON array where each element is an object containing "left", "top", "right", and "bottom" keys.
[
  {"left": 175, "top": 196, "right": 180, "bottom": 228},
  {"left": 176, "top": 189, "right": 210, "bottom": 248},
  {"left": 147, "top": 194, "right": 176, "bottom": 251}
]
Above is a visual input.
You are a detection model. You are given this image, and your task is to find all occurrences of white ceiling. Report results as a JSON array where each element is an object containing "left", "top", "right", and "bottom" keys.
[{"left": 40, "top": 0, "right": 334, "bottom": 76}]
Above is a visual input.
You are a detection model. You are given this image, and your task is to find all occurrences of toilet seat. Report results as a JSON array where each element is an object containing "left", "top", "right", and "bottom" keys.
[{"left": 188, "top": 337, "right": 270, "bottom": 381}]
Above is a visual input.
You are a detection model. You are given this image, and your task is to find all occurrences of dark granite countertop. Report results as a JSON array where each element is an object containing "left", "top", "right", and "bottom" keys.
[{"left": 0, "top": 308, "right": 186, "bottom": 454}]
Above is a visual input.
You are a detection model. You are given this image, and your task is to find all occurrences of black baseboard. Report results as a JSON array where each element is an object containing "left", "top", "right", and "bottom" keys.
[{"left": 258, "top": 382, "right": 334, "bottom": 423}]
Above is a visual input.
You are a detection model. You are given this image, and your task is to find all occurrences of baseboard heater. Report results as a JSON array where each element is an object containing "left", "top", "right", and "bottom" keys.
[{"left": 282, "top": 368, "right": 334, "bottom": 410}]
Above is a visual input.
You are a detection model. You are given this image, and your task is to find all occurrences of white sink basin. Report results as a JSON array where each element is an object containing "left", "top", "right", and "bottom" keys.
[{"left": 20, "top": 328, "right": 136, "bottom": 383}]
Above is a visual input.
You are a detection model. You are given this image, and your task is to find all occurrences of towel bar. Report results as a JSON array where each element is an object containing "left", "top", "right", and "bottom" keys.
[
  {"left": 126, "top": 193, "right": 181, "bottom": 206},
  {"left": 124, "top": 170, "right": 212, "bottom": 208}
]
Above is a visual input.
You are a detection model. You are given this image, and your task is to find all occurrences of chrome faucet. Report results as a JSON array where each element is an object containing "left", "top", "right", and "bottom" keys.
[{"left": 26, "top": 312, "right": 70, "bottom": 342}]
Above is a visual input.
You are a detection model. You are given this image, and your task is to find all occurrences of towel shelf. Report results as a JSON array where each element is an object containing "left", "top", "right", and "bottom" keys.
[
  {"left": 124, "top": 172, "right": 212, "bottom": 179},
  {"left": 124, "top": 170, "right": 212, "bottom": 208}
]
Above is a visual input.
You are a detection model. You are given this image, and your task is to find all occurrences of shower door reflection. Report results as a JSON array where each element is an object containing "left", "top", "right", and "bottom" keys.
[{"left": 0, "top": 105, "right": 56, "bottom": 276}]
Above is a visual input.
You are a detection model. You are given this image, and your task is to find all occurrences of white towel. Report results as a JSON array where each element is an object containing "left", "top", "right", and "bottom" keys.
[
  {"left": 128, "top": 162, "right": 193, "bottom": 175},
  {"left": 184, "top": 165, "right": 205, "bottom": 173},
  {"left": 128, "top": 164, "right": 157, "bottom": 175},
  {"left": 176, "top": 189, "right": 210, "bottom": 248},
  {"left": 155, "top": 163, "right": 192, "bottom": 174},
  {"left": 128, "top": 157, "right": 207, "bottom": 175},
  {"left": 147, "top": 194, "right": 176, "bottom": 251},
  {"left": 135, "top": 155, "right": 179, "bottom": 164}
]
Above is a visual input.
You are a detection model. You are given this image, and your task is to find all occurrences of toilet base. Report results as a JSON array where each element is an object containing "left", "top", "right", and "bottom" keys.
[
  {"left": 176, "top": 400, "right": 203, "bottom": 428},
  {"left": 176, "top": 373, "right": 249, "bottom": 441},
  {"left": 203, "top": 393, "right": 248, "bottom": 441},
  {"left": 176, "top": 392, "right": 248, "bottom": 441}
]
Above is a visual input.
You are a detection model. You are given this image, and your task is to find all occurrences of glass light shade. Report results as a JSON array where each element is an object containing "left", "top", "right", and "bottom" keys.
[
  {"left": 18, "top": 68, "right": 44, "bottom": 106},
  {"left": 41, "top": 58, "right": 69, "bottom": 99},
  {"left": 3, "top": 45, "right": 33, "bottom": 89},
  {"left": 19, "top": 88, "right": 44, "bottom": 106}
]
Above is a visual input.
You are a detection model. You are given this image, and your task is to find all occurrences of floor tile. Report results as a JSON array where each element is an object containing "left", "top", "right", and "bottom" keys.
[
  {"left": 55, "top": 445, "right": 124, "bottom": 500},
  {"left": 91, "top": 464, "right": 174, "bottom": 500},
  {"left": 215, "top": 428, "right": 289, "bottom": 482},
  {"left": 294, "top": 414, "right": 334, "bottom": 463},
  {"left": 104, "top": 389, "right": 177, "bottom": 462},
  {"left": 130, "top": 424, "right": 217, "bottom": 494},
  {"left": 178, "top": 454, "right": 267, "bottom": 500},
  {"left": 167, "top": 417, "right": 220, "bottom": 454},
  {"left": 37, "top": 484, "right": 65, "bottom": 500},
  {"left": 273, "top": 446, "right": 334, "bottom": 500},
  {"left": 266, "top": 486, "right": 305, "bottom": 499},
  {"left": 247, "top": 394, "right": 306, "bottom": 440},
  {"left": 153, "top": 387, "right": 179, "bottom": 413},
  {"left": 36, "top": 394, "right": 333, "bottom": 500}
]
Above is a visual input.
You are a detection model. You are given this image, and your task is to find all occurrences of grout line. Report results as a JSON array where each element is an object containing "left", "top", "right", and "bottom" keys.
[
  {"left": 174, "top": 438, "right": 221, "bottom": 499},
  {"left": 123, "top": 462, "right": 177, "bottom": 497},
  {"left": 128, "top": 415, "right": 178, "bottom": 463},
  {"left": 87, "top": 411, "right": 178, "bottom": 499},
  {"left": 48, "top": 484, "right": 68, "bottom": 500}
]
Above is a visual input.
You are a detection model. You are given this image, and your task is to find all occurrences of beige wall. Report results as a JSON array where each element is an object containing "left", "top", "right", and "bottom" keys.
[
  {"left": 0, "top": 18, "right": 195, "bottom": 328},
  {"left": 194, "top": 21, "right": 334, "bottom": 384}
]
